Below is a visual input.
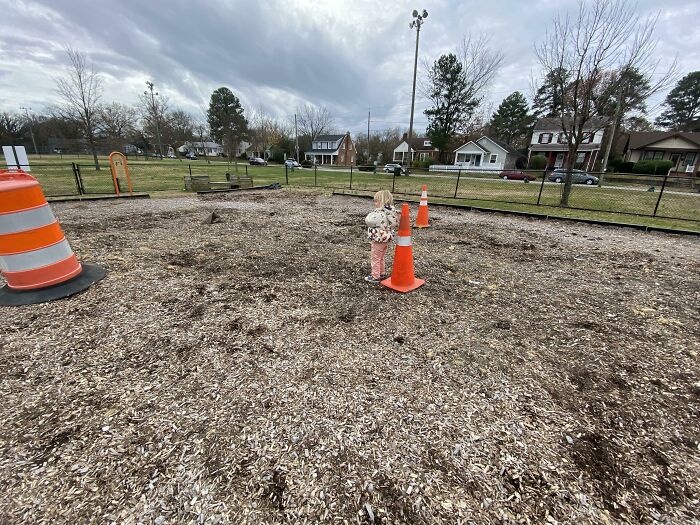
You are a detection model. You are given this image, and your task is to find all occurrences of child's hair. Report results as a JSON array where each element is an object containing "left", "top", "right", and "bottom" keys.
[{"left": 373, "top": 190, "right": 393, "bottom": 207}]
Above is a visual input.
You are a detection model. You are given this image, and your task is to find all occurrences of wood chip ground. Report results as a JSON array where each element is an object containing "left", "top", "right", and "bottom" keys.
[{"left": 1, "top": 189, "right": 698, "bottom": 524}]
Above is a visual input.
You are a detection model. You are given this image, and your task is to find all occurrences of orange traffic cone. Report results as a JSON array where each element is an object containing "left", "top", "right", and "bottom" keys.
[
  {"left": 415, "top": 184, "right": 429, "bottom": 228},
  {"left": 0, "top": 169, "right": 106, "bottom": 306},
  {"left": 381, "top": 203, "right": 425, "bottom": 293}
]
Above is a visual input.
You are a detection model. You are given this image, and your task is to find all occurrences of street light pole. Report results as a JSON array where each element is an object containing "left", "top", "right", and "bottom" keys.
[
  {"left": 20, "top": 106, "right": 40, "bottom": 158},
  {"left": 145, "top": 81, "right": 164, "bottom": 159},
  {"left": 407, "top": 9, "right": 428, "bottom": 176}
]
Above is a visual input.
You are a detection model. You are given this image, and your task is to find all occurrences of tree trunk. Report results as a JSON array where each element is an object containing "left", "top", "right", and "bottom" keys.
[
  {"left": 89, "top": 139, "right": 100, "bottom": 170},
  {"left": 560, "top": 144, "right": 577, "bottom": 207}
]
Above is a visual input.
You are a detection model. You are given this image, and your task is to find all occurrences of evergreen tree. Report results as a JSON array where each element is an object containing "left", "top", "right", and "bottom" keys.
[
  {"left": 423, "top": 54, "right": 475, "bottom": 154},
  {"left": 207, "top": 87, "right": 248, "bottom": 159},
  {"left": 532, "top": 68, "right": 569, "bottom": 118},
  {"left": 655, "top": 71, "right": 700, "bottom": 131},
  {"left": 489, "top": 92, "right": 534, "bottom": 148}
]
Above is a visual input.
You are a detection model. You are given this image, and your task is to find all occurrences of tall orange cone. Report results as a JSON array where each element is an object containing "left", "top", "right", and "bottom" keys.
[
  {"left": 381, "top": 203, "right": 425, "bottom": 293},
  {"left": 415, "top": 184, "right": 429, "bottom": 228}
]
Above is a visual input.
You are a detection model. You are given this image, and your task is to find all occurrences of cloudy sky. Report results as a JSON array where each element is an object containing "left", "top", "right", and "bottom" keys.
[{"left": 1, "top": 0, "right": 698, "bottom": 136}]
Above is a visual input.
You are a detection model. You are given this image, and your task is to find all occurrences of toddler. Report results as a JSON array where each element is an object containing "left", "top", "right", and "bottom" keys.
[{"left": 364, "top": 190, "right": 398, "bottom": 284}]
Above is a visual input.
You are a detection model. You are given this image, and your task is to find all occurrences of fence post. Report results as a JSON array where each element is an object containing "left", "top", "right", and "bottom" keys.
[
  {"left": 454, "top": 168, "right": 461, "bottom": 198},
  {"left": 392, "top": 170, "right": 396, "bottom": 193},
  {"left": 536, "top": 170, "right": 546, "bottom": 206},
  {"left": 652, "top": 169, "right": 671, "bottom": 216},
  {"left": 76, "top": 164, "right": 86, "bottom": 194},
  {"left": 285, "top": 164, "right": 289, "bottom": 185},
  {"left": 314, "top": 164, "right": 318, "bottom": 186},
  {"left": 349, "top": 165, "right": 353, "bottom": 189},
  {"left": 188, "top": 164, "right": 192, "bottom": 177},
  {"left": 71, "top": 162, "right": 84, "bottom": 195},
  {"left": 245, "top": 165, "right": 248, "bottom": 176}
]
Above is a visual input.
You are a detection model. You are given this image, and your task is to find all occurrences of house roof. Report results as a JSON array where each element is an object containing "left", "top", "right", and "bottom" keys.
[
  {"left": 453, "top": 140, "right": 489, "bottom": 153},
  {"left": 315, "top": 134, "right": 345, "bottom": 142},
  {"left": 305, "top": 148, "right": 340, "bottom": 154},
  {"left": 478, "top": 137, "right": 525, "bottom": 157},
  {"left": 190, "top": 141, "right": 221, "bottom": 148},
  {"left": 627, "top": 131, "right": 700, "bottom": 150},
  {"left": 395, "top": 135, "right": 439, "bottom": 151},
  {"left": 534, "top": 117, "right": 608, "bottom": 131}
]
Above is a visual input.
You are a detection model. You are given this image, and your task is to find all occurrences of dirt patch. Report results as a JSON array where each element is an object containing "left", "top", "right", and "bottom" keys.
[{"left": 0, "top": 189, "right": 698, "bottom": 524}]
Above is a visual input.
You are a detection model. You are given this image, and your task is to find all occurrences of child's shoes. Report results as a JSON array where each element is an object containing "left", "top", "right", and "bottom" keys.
[{"left": 364, "top": 275, "right": 380, "bottom": 284}]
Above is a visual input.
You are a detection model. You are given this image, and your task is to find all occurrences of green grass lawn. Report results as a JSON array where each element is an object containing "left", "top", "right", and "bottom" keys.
[{"left": 21, "top": 155, "right": 699, "bottom": 231}]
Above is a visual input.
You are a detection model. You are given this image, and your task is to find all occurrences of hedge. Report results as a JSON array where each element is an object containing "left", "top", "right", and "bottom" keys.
[{"left": 632, "top": 160, "right": 673, "bottom": 175}]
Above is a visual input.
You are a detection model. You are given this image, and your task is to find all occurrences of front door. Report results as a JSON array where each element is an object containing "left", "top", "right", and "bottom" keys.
[
  {"left": 555, "top": 153, "right": 565, "bottom": 168},
  {"left": 669, "top": 153, "right": 681, "bottom": 168}
]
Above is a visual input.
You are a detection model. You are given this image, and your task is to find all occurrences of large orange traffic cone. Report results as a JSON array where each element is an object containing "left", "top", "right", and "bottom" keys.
[
  {"left": 0, "top": 169, "right": 106, "bottom": 306},
  {"left": 381, "top": 203, "right": 425, "bottom": 293},
  {"left": 415, "top": 184, "right": 429, "bottom": 228}
]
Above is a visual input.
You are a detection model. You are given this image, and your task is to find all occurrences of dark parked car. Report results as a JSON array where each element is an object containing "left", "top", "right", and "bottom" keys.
[
  {"left": 249, "top": 157, "right": 267, "bottom": 166},
  {"left": 548, "top": 169, "right": 599, "bottom": 185},
  {"left": 500, "top": 170, "right": 536, "bottom": 181},
  {"left": 185, "top": 151, "right": 197, "bottom": 160}
]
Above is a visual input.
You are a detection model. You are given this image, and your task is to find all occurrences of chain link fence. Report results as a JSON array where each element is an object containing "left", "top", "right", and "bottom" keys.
[{"left": 11, "top": 161, "right": 699, "bottom": 227}]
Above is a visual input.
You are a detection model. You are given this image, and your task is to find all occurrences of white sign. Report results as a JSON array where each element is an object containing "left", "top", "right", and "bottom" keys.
[{"left": 2, "top": 145, "right": 30, "bottom": 171}]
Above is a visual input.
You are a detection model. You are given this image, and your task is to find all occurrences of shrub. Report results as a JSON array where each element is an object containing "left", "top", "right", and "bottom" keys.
[
  {"left": 529, "top": 155, "right": 546, "bottom": 170},
  {"left": 632, "top": 160, "right": 673, "bottom": 175},
  {"left": 607, "top": 158, "right": 635, "bottom": 173},
  {"left": 301, "top": 159, "right": 313, "bottom": 167}
]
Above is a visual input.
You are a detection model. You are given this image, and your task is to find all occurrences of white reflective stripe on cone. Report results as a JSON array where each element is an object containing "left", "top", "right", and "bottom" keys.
[
  {"left": 0, "top": 204, "right": 55, "bottom": 235},
  {"left": 419, "top": 201, "right": 428, "bottom": 206},
  {"left": 421, "top": 192, "right": 427, "bottom": 198},
  {"left": 395, "top": 235, "right": 412, "bottom": 247},
  {"left": 0, "top": 238, "right": 71, "bottom": 272}
]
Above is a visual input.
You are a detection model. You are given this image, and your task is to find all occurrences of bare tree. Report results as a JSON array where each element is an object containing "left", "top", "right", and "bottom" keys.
[
  {"left": 251, "top": 106, "right": 291, "bottom": 159},
  {"left": 55, "top": 48, "right": 103, "bottom": 169},
  {"left": 139, "top": 82, "right": 169, "bottom": 158},
  {"left": 98, "top": 102, "right": 137, "bottom": 139},
  {"left": 459, "top": 34, "right": 504, "bottom": 108},
  {"left": 535, "top": 0, "right": 674, "bottom": 205},
  {"left": 294, "top": 104, "right": 334, "bottom": 141}
]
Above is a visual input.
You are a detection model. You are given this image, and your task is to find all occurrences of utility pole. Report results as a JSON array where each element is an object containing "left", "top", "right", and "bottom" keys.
[
  {"left": 407, "top": 9, "right": 428, "bottom": 175},
  {"left": 367, "top": 109, "right": 371, "bottom": 163},
  {"left": 294, "top": 113, "right": 299, "bottom": 161},
  {"left": 145, "top": 81, "right": 164, "bottom": 159},
  {"left": 599, "top": 84, "right": 624, "bottom": 186},
  {"left": 20, "top": 106, "right": 40, "bottom": 158}
]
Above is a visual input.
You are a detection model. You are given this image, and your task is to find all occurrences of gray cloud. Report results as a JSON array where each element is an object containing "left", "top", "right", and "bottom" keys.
[{"left": 0, "top": 0, "right": 698, "bottom": 135}]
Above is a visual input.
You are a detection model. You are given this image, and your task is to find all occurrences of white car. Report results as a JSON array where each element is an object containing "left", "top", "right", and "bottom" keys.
[
  {"left": 284, "top": 159, "right": 301, "bottom": 168},
  {"left": 384, "top": 163, "right": 405, "bottom": 174}
]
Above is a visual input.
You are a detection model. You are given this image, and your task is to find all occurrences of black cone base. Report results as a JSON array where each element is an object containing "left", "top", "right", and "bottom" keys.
[{"left": 0, "top": 264, "right": 106, "bottom": 306}]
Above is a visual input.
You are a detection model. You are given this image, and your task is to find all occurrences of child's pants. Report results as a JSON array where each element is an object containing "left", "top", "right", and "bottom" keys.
[{"left": 370, "top": 241, "right": 389, "bottom": 279}]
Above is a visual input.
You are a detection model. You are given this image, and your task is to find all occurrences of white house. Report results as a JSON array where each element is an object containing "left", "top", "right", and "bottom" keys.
[
  {"left": 623, "top": 131, "right": 699, "bottom": 174},
  {"left": 430, "top": 136, "right": 524, "bottom": 172},
  {"left": 178, "top": 141, "right": 223, "bottom": 157},
  {"left": 392, "top": 135, "right": 440, "bottom": 163},
  {"left": 304, "top": 133, "right": 356, "bottom": 166},
  {"left": 528, "top": 117, "right": 607, "bottom": 170}
]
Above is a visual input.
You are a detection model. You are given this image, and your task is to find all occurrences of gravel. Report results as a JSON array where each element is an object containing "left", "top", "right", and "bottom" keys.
[{"left": 1, "top": 188, "right": 699, "bottom": 524}]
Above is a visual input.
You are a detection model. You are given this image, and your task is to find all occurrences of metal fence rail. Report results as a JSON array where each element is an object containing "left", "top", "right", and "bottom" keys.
[{"left": 6, "top": 161, "right": 698, "bottom": 226}]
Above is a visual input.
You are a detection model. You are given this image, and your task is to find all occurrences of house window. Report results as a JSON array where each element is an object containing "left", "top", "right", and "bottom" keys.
[
  {"left": 682, "top": 152, "right": 696, "bottom": 166},
  {"left": 643, "top": 150, "right": 664, "bottom": 160},
  {"left": 423, "top": 140, "right": 431, "bottom": 147},
  {"left": 456, "top": 153, "right": 467, "bottom": 163},
  {"left": 557, "top": 132, "right": 568, "bottom": 144},
  {"left": 538, "top": 133, "right": 553, "bottom": 144},
  {"left": 489, "top": 154, "right": 498, "bottom": 164},
  {"left": 582, "top": 132, "right": 594, "bottom": 143}
]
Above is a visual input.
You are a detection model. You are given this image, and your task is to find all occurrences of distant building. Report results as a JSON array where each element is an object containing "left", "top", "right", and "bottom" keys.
[
  {"left": 304, "top": 132, "right": 356, "bottom": 165},
  {"left": 452, "top": 136, "right": 524, "bottom": 171},
  {"left": 178, "top": 141, "right": 223, "bottom": 157},
  {"left": 622, "top": 131, "right": 699, "bottom": 174},
  {"left": 528, "top": 117, "right": 607, "bottom": 170},
  {"left": 392, "top": 134, "right": 439, "bottom": 163}
]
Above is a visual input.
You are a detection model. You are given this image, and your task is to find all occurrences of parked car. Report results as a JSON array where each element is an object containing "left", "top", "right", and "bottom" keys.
[
  {"left": 249, "top": 157, "right": 267, "bottom": 166},
  {"left": 384, "top": 163, "right": 406, "bottom": 174},
  {"left": 167, "top": 153, "right": 177, "bottom": 159},
  {"left": 548, "top": 169, "right": 599, "bottom": 185},
  {"left": 284, "top": 159, "right": 301, "bottom": 168},
  {"left": 500, "top": 170, "right": 536, "bottom": 181},
  {"left": 185, "top": 152, "right": 197, "bottom": 160}
]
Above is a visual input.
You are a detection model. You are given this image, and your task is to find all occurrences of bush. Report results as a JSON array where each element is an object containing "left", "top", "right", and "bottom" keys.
[
  {"left": 607, "top": 158, "right": 635, "bottom": 173},
  {"left": 358, "top": 165, "right": 375, "bottom": 172},
  {"left": 411, "top": 159, "right": 433, "bottom": 169},
  {"left": 301, "top": 159, "right": 313, "bottom": 167},
  {"left": 632, "top": 160, "right": 673, "bottom": 175},
  {"left": 529, "top": 155, "right": 546, "bottom": 170}
]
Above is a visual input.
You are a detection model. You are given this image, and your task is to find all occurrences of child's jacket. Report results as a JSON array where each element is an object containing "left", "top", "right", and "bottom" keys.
[{"left": 365, "top": 205, "right": 398, "bottom": 243}]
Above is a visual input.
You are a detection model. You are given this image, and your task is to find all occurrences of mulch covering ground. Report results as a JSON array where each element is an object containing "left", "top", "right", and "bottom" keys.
[{"left": 1, "top": 189, "right": 699, "bottom": 524}]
